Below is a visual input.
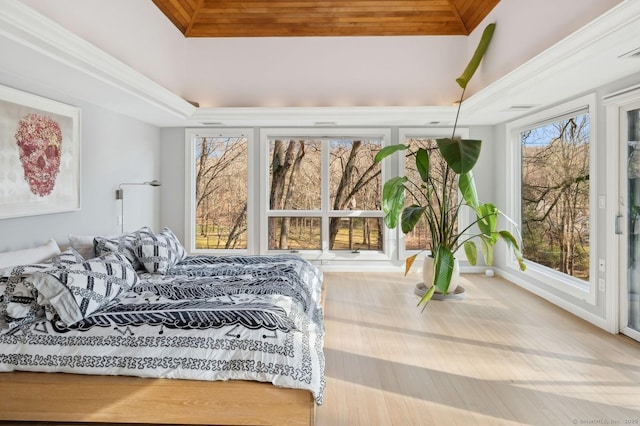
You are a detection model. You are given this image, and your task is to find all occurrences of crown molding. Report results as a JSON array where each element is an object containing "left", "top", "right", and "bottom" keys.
[
  {"left": 189, "top": 105, "right": 458, "bottom": 127},
  {"left": 461, "top": 0, "right": 640, "bottom": 125},
  {"left": 0, "top": 0, "right": 195, "bottom": 124}
]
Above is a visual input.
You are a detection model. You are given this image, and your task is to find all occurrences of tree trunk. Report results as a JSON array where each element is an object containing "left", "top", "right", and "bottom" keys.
[
  {"left": 269, "top": 140, "right": 296, "bottom": 248},
  {"left": 363, "top": 218, "right": 370, "bottom": 248},
  {"left": 225, "top": 202, "right": 247, "bottom": 249},
  {"left": 329, "top": 141, "right": 362, "bottom": 247},
  {"left": 278, "top": 142, "right": 306, "bottom": 250}
]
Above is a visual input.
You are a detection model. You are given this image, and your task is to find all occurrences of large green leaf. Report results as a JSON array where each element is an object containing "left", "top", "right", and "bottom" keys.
[
  {"left": 415, "top": 148, "right": 430, "bottom": 183},
  {"left": 479, "top": 234, "right": 495, "bottom": 265},
  {"left": 374, "top": 144, "right": 408, "bottom": 163},
  {"left": 417, "top": 283, "right": 436, "bottom": 308},
  {"left": 436, "top": 138, "right": 482, "bottom": 175},
  {"left": 401, "top": 205, "right": 425, "bottom": 234},
  {"left": 498, "top": 230, "right": 527, "bottom": 271},
  {"left": 476, "top": 203, "right": 498, "bottom": 240},
  {"left": 382, "top": 176, "right": 407, "bottom": 229},
  {"left": 459, "top": 171, "right": 479, "bottom": 208},
  {"left": 432, "top": 246, "right": 455, "bottom": 295},
  {"left": 497, "top": 229, "right": 518, "bottom": 249},
  {"left": 456, "top": 23, "right": 496, "bottom": 89},
  {"left": 463, "top": 241, "right": 477, "bottom": 266}
]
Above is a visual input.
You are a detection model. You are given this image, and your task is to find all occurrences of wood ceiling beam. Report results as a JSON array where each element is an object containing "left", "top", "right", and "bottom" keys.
[
  {"left": 185, "top": 0, "right": 205, "bottom": 37},
  {"left": 446, "top": 0, "right": 469, "bottom": 35}
]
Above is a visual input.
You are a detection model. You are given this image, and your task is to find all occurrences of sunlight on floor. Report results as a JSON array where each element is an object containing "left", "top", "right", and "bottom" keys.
[{"left": 317, "top": 272, "right": 640, "bottom": 425}]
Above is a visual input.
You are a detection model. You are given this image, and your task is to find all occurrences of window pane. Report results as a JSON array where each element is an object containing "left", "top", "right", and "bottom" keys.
[
  {"left": 194, "top": 136, "right": 247, "bottom": 250},
  {"left": 269, "top": 139, "right": 321, "bottom": 210},
  {"left": 329, "top": 217, "right": 383, "bottom": 251},
  {"left": 329, "top": 139, "right": 382, "bottom": 210},
  {"left": 329, "top": 138, "right": 382, "bottom": 248},
  {"left": 404, "top": 138, "right": 457, "bottom": 251},
  {"left": 268, "top": 217, "right": 321, "bottom": 250},
  {"left": 521, "top": 113, "right": 590, "bottom": 280}
]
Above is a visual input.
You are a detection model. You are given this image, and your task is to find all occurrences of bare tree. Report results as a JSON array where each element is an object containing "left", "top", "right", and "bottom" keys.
[
  {"left": 269, "top": 140, "right": 312, "bottom": 249},
  {"left": 195, "top": 137, "right": 248, "bottom": 249},
  {"left": 521, "top": 116, "right": 590, "bottom": 279},
  {"left": 329, "top": 140, "right": 382, "bottom": 249}
]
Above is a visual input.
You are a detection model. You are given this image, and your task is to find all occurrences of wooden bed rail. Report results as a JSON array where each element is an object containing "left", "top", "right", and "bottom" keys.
[{"left": 0, "top": 371, "right": 315, "bottom": 426}]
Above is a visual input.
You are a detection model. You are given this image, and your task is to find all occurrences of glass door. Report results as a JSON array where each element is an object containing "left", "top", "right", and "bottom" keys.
[{"left": 624, "top": 107, "right": 640, "bottom": 340}]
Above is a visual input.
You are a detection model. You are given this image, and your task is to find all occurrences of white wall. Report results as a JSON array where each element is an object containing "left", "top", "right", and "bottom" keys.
[
  {"left": 0, "top": 74, "right": 161, "bottom": 252},
  {"left": 159, "top": 127, "right": 186, "bottom": 242},
  {"left": 467, "top": 0, "right": 623, "bottom": 95}
]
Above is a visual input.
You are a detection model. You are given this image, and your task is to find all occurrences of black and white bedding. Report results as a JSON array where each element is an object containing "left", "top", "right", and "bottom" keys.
[{"left": 0, "top": 232, "right": 325, "bottom": 404}]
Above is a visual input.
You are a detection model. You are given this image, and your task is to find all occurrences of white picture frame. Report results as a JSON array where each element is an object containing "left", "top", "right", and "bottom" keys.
[{"left": 0, "top": 84, "right": 81, "bottom": 219}]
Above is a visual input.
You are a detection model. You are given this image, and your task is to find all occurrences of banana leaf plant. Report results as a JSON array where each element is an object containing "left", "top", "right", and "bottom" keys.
[{"left": 374, "top": 23, "right": 526, "bottom": 308}]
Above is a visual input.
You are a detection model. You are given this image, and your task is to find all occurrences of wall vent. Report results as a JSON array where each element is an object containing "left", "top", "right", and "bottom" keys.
[{"left": 505, "top": 105, "right": 537, "bottom": 111}]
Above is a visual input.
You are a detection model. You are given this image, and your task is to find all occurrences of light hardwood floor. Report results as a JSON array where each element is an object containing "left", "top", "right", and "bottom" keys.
[{"left": 316, "top": 272, "right": 640, "bottom": 426}]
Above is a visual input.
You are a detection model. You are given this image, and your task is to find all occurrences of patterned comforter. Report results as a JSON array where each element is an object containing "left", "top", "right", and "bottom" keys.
[{"left": 0, "top": 254, "right": 325, "bottom": 404}]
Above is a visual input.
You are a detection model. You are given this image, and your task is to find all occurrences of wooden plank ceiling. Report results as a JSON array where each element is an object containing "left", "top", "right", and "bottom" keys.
[{"left": 151, "top": 0, "right": 501, "bottom": 37}]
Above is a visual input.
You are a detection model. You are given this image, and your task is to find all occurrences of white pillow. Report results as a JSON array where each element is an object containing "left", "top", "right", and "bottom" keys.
[
  {"left": 69, "top": 233, "right": 123, "bottom": 259},
  {"left": 0, "top": 239, "right": 61, "bottom": 269},
  {"left": 28, "top": 252, "right": 138, "bottom": 326},
  {"left": 159, "top": 228, "right": 187, "bottom": 261}
]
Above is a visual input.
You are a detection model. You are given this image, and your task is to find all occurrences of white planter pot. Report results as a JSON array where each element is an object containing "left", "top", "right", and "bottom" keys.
[{"left": 422, "top": 255, "right": 460, "bottom": 293}]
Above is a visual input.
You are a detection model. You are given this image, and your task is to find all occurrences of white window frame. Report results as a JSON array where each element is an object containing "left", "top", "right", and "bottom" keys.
[
  {"left": 398, "top": 128, "right": 471, "bottom": 263},
  {"left": 259, "top": 128, "right": 392, "bottom": 262},
  {"left": 505, "top": 94, "right": 597, "bottom": 304},
  {"left": 184, "top": 128, "right": 256, "bottom": 255}
]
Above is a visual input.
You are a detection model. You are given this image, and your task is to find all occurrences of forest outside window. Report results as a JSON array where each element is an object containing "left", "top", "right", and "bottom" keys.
[
  {"left": 186, "top": 129, "right": 253, "bottom": 253},
  {"left": 262, "top": 129, "right": 389, "bottom": 260},
  {"left": 521, "top": 111, "right": 590, "bottom": 282},
  {"left": 506, "top": 94, "right": 597, "bottom": 301}
]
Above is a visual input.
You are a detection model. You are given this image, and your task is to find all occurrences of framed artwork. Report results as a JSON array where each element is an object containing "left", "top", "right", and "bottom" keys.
[{"left": 0, "top": 84, "right": 81, "bottom": 219}]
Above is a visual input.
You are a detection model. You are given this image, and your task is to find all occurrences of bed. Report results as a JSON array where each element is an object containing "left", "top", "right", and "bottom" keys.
[{"left": 0, "top": 228, "right": 324, "bottom": 425}]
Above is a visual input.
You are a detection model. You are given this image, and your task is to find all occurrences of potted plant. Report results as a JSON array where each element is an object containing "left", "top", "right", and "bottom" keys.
[{"left": 374, "top": 23, "right": 526, "bottom": 307}]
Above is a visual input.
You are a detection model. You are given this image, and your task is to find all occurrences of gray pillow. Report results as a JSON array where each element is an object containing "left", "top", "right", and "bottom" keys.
[
  {"left": 28, "top": 252, "right": 138, "bottom": 326},
  {"left": 94, "top": 226, "right": 153, "bottom": 270},
  {"left": 0, "top": 248, "right": 85, "bottom": 327}
]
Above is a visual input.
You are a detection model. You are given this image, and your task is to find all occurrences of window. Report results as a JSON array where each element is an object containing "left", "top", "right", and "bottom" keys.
[
  {"left": 403, "top": 137, "right": 454, "bottom": 251},
  {"left": 328, "top": 138, "right": 383, "bottom": 251},
  {"left": 398, "top": 128, "right": 469, "bottom": 258},
  {"left": 267, "top": 138, "right": 322, "bottom": 250},
  {"left": 521, "top": 113, "right": 590, "bottom": 281},
  {"left": 261, "top": 129, "right": 389, "bottom": 260},
  {"left": 506, "top": 94, "right": 597, "bottom": 302},
  {"left": 186, "top": 129, "right": 253, "bottom": 253}
]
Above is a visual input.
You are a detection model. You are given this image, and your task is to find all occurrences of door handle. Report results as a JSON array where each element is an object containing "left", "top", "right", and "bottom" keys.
[{"left": 615, "top": 214, "right": 623, "bottom": 235}]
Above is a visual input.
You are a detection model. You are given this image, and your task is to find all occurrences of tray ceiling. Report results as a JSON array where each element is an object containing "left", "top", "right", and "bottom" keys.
[{"left": 151, "top": 0, "right": 501, "bottom": 37}]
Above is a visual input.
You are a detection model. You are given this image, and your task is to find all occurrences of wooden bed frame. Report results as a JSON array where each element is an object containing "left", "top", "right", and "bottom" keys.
[{"left": 0, "top": 371, "right": 315, "bottom": 425}]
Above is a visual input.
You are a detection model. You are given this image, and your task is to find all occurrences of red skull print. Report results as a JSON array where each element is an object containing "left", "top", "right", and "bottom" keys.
[{"left": 14, "top": 113, "right": 63, "bottom": 197}]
